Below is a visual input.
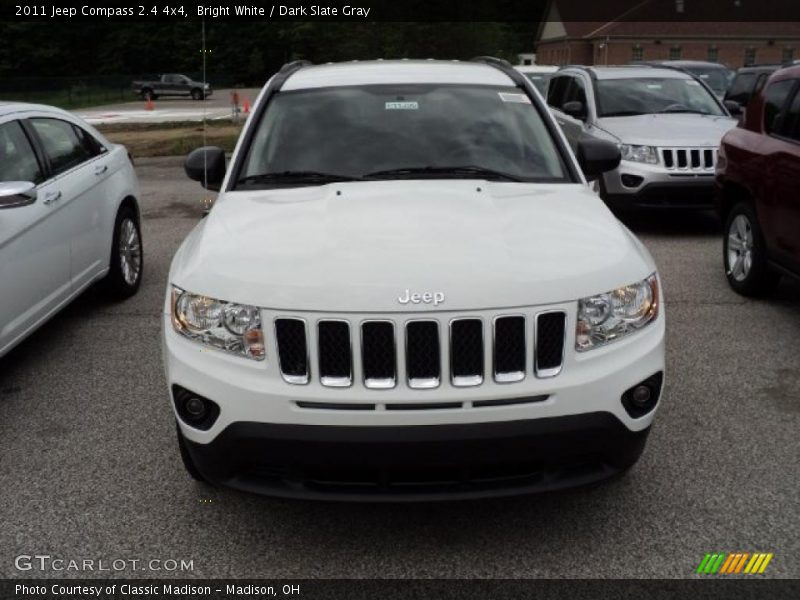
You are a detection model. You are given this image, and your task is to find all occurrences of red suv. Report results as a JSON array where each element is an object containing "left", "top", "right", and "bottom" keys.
[{"left": 716, "top": 65, "right": 800, "bottom": 295}]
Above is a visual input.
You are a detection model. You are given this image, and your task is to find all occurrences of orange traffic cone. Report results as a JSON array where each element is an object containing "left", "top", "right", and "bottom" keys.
[
  {"left": 145, "top": 96, "right": 154, "bottom": 111},
  {"left": 243, "top": 97, "right": 250, "bottom": 114}
]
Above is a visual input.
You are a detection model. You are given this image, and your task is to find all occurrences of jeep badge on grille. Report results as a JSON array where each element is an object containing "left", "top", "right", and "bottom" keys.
[{"left": 398, "top": 289, "right": 445, "bottom": 306}]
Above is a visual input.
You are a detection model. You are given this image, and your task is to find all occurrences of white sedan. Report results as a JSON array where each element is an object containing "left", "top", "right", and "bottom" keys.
[{"left": 0, "top": 103, "right": 142, "bottom": 358}]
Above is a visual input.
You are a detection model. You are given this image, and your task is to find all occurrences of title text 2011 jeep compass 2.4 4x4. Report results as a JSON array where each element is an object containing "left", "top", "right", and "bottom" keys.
[{"left": 163, "top": 59, "right": 665, "bottom": 501}]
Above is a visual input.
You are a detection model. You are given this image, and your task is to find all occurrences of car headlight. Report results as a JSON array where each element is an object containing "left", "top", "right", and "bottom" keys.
[
  {"left": 171, "top": 287, "right": 265, "bottom": 360},
  {"left": 619, "top": 144, "right": 658, "bottom": 164},
  {"left": 576, "top": 274, "right": 659, "bottom": 351}
]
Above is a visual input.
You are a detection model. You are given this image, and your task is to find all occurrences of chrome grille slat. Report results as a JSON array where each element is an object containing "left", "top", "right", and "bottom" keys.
[
  {"left": 361, "top": 321, "right": 396, "bottom": 389},
  {"left": 449, "top": 318, "right": 484, "bottom": 387},
  {"left": 493, "top": 316, "right": 526, "bottom": 383},
  {"left": 405, "top": 320, "right": 441, "bottom": 389},
  {"left": 317, "top": 320, "right": 353, "bottom": 387},
  {"left": 535, "top": 311, "right": 567, "bottom": 378},
  {"left": 274, "top": 318, "right": 310, "bottom": 384}
]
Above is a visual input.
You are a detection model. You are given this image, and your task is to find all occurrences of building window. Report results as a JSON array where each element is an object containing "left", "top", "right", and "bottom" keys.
[
  {"left": 669, "top": 46, "right": 682, "bottom": 60},
  {"left": 782, "top": 47, "right": 795, "bottom": 63},
  {"left": 632, "top": 45, "right": 643, "bottom": 62},
  {"left": 708, "top": 46, "right": 718, "bottom": 62},
  {"left": 744, "top": 48, "right": 757, "bottom": 66}
]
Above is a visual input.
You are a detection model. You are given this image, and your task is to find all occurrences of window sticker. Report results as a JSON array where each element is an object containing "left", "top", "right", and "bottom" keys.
[
  {"left": 685, "top": 80, "right": 700, "bottom": 86},
  {"left": 646, "top": 84, "right": 663, "bottom": 89},
  {"left": 385, "top": 101, "right": 419, "bottom": 110},
  {"left": 499, "top": 92, "right": 532, "bottom": 104}
]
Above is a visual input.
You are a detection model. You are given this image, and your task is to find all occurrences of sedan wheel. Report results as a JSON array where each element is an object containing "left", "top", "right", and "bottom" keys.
[
  {"left": 119, "top": 218, "right": 142, "bottom": 286},
  {"left": 102, "top": 205, "right": 143, "bottom": 299}
]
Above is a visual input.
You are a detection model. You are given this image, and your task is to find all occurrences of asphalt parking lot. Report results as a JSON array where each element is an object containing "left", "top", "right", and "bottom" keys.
[{"left": 1, "top": 157, "right": 798, "bottom": 579}]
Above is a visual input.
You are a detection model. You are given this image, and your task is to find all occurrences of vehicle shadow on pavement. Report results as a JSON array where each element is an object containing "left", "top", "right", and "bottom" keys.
[
  {"left": 0, "top": 284, "right": 120, "bottom": 381},
  {"left": 615, "top": 208, "right": 721, "bottom": 237}
]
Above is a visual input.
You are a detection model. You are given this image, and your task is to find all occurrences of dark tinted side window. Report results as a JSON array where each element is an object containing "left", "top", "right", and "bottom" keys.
[
  {"left": 754, "top": 73, "right": 769, "bottom": 96},
  {"left": 563, "top": 77, "right": 587, "bottom": 106},
  {"left": 547, "top": 76, "right": 569, "bottom": 108},
  {"left": 0, "top": 121, "right": 43, "bottom": 183},
  {"left": 725, "top": 72, "right": 756, "bottom": 105},
  {"left": 782, "top": 85, "right": 800, "bottom": 142},
  {"left": 30, "top": 118, "right": 93, "bottom": 175},
  {"left": 763, "top": 80, "right": 796, "bottom": 134}
]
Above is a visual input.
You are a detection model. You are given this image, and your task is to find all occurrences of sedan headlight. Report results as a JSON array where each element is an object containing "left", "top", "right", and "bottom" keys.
[
  {"left": 576, "top": 274, "right": 659, "bottom": 351},
  {"left": 171, "top": 287, "right": 265, "bottom": 360},
  {"left": 619, "top": 144, "right": 658, "bottom": 164}
]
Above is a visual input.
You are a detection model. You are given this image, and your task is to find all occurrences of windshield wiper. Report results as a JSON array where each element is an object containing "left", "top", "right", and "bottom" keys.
[
  {"left": 362, "top": 165, "right": 523, "bottom": 182},
  {"left": 237, "top": 171, "right": 363, "bottom": 186}
]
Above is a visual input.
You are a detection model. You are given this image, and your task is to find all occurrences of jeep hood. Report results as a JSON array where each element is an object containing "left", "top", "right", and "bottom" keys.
[
  {"left": 169, "top": 181, "right": 655, "bottom": 312},
  {"left": 596, "top": 113, "right": 737, "bottom": 147}
]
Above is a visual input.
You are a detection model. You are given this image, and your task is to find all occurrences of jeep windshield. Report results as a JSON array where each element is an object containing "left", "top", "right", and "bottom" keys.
[
  {"left": 596, "top": 77, "right": 725, "bottom": 118},
  {"left": 236, "top": 84, "right": 570, "bottom": 188}
]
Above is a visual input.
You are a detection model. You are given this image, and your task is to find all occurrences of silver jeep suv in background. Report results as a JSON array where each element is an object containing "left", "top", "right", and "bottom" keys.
[{"left": 547, "top": 66, "right": 737, "bottom": 209}]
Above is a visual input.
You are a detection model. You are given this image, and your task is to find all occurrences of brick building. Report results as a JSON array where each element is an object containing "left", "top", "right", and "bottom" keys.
[{"left": 534, "top": 0, "right": 800, "bottom": 68}]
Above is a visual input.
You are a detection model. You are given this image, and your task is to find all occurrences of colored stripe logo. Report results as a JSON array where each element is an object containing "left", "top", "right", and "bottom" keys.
[{"left": 696, "top": 552, "right": 773, "bottom": 574}]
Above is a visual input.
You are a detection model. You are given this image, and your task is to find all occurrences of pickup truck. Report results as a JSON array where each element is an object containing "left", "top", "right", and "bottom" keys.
[{"left": 132, "top": 74, "right": 212, "bottom": 101}]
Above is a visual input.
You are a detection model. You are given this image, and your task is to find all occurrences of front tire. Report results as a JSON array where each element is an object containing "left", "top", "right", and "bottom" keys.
[
  {"left": 723, "top": 201, "right": 780, "bottom": 296},
  {"left": 191, "top": 88, "right": 204, "bottom": 100},
  {"left": 102, "top": 205, "right": 143, "bottom": 299}
]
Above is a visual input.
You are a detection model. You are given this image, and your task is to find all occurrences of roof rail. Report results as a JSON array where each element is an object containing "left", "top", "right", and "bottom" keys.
[
  {"left": 274, "top": 60, "right": 312, "bottom": 87},
  {"left": 471, "top": 56, "right": 527, "bottom": 87}
]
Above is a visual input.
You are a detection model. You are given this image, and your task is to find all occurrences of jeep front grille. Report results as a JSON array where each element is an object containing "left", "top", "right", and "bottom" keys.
[
  {"left": 275, "top": 310, "right": 568, "bottom": 389},
  {"left": 660, "top": 147, "right": 716, "bottom": 171}
]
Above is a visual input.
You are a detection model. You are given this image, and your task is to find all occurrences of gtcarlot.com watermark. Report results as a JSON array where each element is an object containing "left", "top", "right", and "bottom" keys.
[{"left": 15, "top": 554, "right": 194, "bottom": 573}]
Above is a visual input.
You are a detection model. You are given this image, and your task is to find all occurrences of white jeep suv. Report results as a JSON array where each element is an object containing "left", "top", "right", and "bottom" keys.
[{"left": 163, "top": 58, "right": 665, "bottom": 501}]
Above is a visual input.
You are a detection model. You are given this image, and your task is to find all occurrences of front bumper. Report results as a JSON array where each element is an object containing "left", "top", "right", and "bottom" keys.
[
  {"left": 182, "top": 412, "right": 651, "bottom": 501},
  {"left": 163, "top": 299, "right": 665, "bottom": 499},
  {"left": 602, "top": 160, "right": 716, "bottom": 209}
]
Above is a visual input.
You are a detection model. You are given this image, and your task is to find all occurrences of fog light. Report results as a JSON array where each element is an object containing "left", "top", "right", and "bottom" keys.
[
  {"left": 172, "top": 385, "right": 220, "bottom": 430},
  {"left": 631, "top": 385, "right": 652, "bottom": 406},
  {"left": 621, "top": 174, "right": 644, "bottom": 188},
  {"left": 621, "top": 372, "right": 663, "bottom": 418},
  {"left": 184, "top": 396, "right": 207, "bottom": 419}
]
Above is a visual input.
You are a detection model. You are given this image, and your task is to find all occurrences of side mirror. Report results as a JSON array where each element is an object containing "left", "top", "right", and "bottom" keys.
[
  {"left": 562, "top": 100, "right": 586, "bottom": 120},
  {"left": 185, "top": 146, "right": 226, "bottom": 191},
  {"left": 724, "top": 100, "right": 742, "bottom": 116},
  {"left": 0, "top": 181, "right": 37, "bottom": 209},
  {"left": 576, "top": 138, "right": 621, "bottom": 181}
]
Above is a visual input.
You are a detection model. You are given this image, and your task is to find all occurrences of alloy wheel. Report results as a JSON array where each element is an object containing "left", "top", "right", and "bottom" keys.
[
  {"left": 119, "top": 218, "right": 142, "bottom": 286},
  {"left": 727, "top": 214, "right": 753, "bottom": 282}
]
